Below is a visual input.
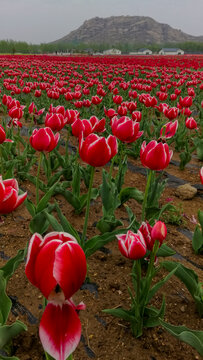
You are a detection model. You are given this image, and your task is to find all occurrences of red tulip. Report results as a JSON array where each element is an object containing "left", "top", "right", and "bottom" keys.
[
  {"left": 163, "top": 107, "right": 179, "bottom": 120},
  {"left": 139, "top": 221, "right": 152, "bottom": 250},
  {"left": 132, "top": 111, "right": 142, "bottom": 122},
  {"left": 140, "top": 140, "right": 173, "bottom": 171},
  {"left": 71, "top": 118, "right": 92, "bottom": 138},
  {"left": 104, "top": 107, "right": 117, "bottom": 119},
  {"left": 8, "top": 106, "right": 23, "bottom": 120},
  {"left": 28, "top": 102, "right": 45, "bottom": 117},
  {"left": 160, "top": 120, "right": 178, "bottom": 139},
  {"left": 39, "top": 300, "right": 83, "bottom": 360},
  {"left": 117, "top": 230, "right": 147, "bottom": 260},
  {"left": 185, "top": 117, "right": 198, "bottom": 130},
  {"left": 66, "top": 109, "right": 80, "bottom": 124},
  {"left": 111, "top": 116, "right": 143, "bottom": 143},
  {"left": 30, "top": 127, "right": 60, "bottom": 152},
  {"left": 139, "top": 221, "right": 167, "bottom": 251},
  {"left": 79, "top": 133, "right": 117, "bottom": 167},
  {"left": 45, "top": 113, "right": 67, "bottom": 131},
  {"left": 0, "top": 125, "right": 13, "bottom": 144},
  {"left": 179, "top": 96, "right": 193, "bottom": 108},
  {"left": 200, "top": 167, "right": 203, "bottom": 185},
  {"left": 113, "top": 95, "right": 123, "bottom": 105},
  {"left": 25, "top": 232, "right": 86, "bottom": 299},
  {"left": 25, "top": 232, "right": 87, "bottom": 360},
  {"left": 151, "top": 221, "right": 167, "bottom": 248},
  {"left": 0, "top": 177, "right": 27, "bottom": 214},
  {"left": 91, "top": 95, "right": 102, "bottom": 105}
]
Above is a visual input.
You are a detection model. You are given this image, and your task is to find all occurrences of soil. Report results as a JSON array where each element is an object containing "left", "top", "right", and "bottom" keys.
[{"left": 0, "top": 133, "right": 202, "bottom": 360}]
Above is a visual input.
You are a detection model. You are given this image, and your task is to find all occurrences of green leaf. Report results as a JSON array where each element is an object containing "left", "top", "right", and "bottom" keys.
[
  {"left": 120, "top": 187, "right": 144, "bottom": 205},
  {"left": 84, "top": 228, "right": 127, "bottom": 257},
  {"left": 198, "top": 210, "right": 203, "bottom": 230},
  {"left": 0, "top": 271, "right": 11, "bottom": 325},
  {"left": 192, "top": 226, "right": 203, "bottom": 254},
  {"left": 114, "top": 155, "right": 128, "bottom": 193},
  {"left": 0, "top": 321, "right": 27, "bottom": 349},
  {"left": 58, "top": 189, "right": 81, "bottom": 210},
  {"left": 72, "top": 163, "right": 81, "bottom": 198},
  {"left": 96, "top": 216, "right": 123, "bottom": 234},
  {"left": 55, "top": 204, "right": 80, "bottom": 242},
  {"left": 162, "top": 261, "right": 199, "bottom": 297},
  {"left": 100, "top": 169, "right": 117, "bottom": 213},
  {"left": 36, "top": 181, "right": 59, "bottom": 213},
  {"left": 159, "top": 319, "right": 203, "bottom": 356},
  {"left": 25, "top": 198, "right": 36, "bottom": 217},
  {"left": 0, "top": 250, "right": 25, "bottom": 283},
  {"left": 102, "top": 307, "right": 135, "bottom": 322},
  {"left": 29, "top": 211, "right": 50, "bottom": 234},
  {"left": 147, "top": 266, "right": 178, "bottom": 303},
  {"left": 47, "top": 170, "right": 64, "bottom": 188},
  {"left": 156, "top": 244, "right": 176, "bottom": 257},
  {"left": 44, "top": 212, "right": 63, "bottom": 232},
  {"left": 143, "top": 298, "right": 165, "bottom": 328}
]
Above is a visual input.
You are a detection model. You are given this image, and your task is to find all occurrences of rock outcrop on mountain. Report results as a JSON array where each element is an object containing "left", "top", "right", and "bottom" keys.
[{"left": 52, "top": 16, "right": 203, "bottom": 45}]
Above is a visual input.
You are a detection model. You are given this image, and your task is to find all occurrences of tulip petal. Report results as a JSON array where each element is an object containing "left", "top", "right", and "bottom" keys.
[
  {"left": 34, "top": 240, "right": 62, "bottom": 298},
  {"left": 54, "top": 242, "right": 87, "bottom": 299},
  {"left": 39, "top": 301, "right": 81, "bottom": 360},
  {"left": 25, "top": 233, "right": 43, "bottom": 286}
]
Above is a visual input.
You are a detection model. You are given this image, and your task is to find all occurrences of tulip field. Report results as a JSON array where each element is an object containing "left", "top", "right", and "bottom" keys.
[{"left": 0, "top": 54, "right": 202, "bottom": 360}]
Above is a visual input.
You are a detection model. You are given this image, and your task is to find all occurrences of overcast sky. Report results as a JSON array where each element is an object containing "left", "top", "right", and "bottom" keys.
[{"left": 1, "top": 0, "right": 203, "bottom": 44}]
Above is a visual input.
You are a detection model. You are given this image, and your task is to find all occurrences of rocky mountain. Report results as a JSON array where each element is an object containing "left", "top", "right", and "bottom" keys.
[{"left": 52, "top": 16, "right": 203, "bottom": 45}]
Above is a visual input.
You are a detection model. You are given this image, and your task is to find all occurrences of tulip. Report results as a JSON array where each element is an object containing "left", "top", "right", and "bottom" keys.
[
  {"left": 111, "top": 116, "right": 143, "bottom": 143},
  {"left": 160, "top": 120, "right": 178, "bottom": 139},
  {"left": 45, "top": 113, "right": 67, "bottom": 131},
  {"left": 140, "top": 140, "right": 173, "bottom": 171},
  {"left": 151, "top": 221, "right": 167, "bottom": 248},
  {"left": 163, "top": 107, "right": 179, "bottom": 120},
  {"left": 139, "top": 221, "right": 167, "bottom": 251},
  {"left": 8, "top": 106, "right": 23, "bottom": 120},
  {"left": 30, "top": 127, "right": 60, "bottom": 152},
  {"left": 79, "top": 133, "right": 118, "bottom": 167},
  {"left": 185, "top": 117, "right": 198, "bottom": 130},
  {"left": 179, "top": 96, "right": 193, "bottom": 108},
  {"left": 113, "top": 95, "right": 123, "bottom": 104},
  {"left": 66, "top": 109, "right": 80, "bottom": 124},
  {"left": 200, "top": 167, "right": 203, "bottom": 185},
  {"left": 25, "top": 232, "right": 86, "bottom": 299},
  {"left": 104, "top": 107, "right": 117, "bottom": 119},
  {"left": 117, "top": 230, "right": 147, "bottom": 260},
  {"left": 139, "top": 221, "right": 152, "bottom": 251},
  {"left": 132, "top": 111, "right": 142, "bottom": 122},
  {"left": 25, "top": 232, "right": 86, "bottom": 360},
  {"left": 0, "top": 177, "right": 27, "bottom": 214},
  {"left": 0, "top": 125, "right": 13, "bottom": 144},
  {"left": 91, "top": 95, "right": 103, "bottom": 105}
]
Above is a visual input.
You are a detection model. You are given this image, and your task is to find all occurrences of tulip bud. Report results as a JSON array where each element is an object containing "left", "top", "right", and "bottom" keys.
[{"left": 151, "top": 221, "right": 167, "bottom": 247}]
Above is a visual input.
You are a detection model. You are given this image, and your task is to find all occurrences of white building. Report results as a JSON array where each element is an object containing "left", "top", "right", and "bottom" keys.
[
  {"left": 129, "top": 48, "right": 152, "bottom": 55},
  {"left": 103, "top": 48, "right": 122, "bottom": 55},
  {"left": 159, "top": 48, "right": 184, "bottom": 55}
]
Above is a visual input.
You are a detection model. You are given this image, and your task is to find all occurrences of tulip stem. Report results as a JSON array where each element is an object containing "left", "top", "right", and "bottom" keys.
[
  {"left": 0, "top": 145, "right": 4, "bottom": 177},
  {"left": 141, "top": 169, "right": 153, "bottom": 221},
  {"left": 65, "top": 127, "right": 69, "bottom": 164},
  {"left": 81, "top": 166, "right": 95, "bottom": 248},
  {"left": 36, "top": 152, "right": 43, "bottom": 206},
  {"left": 135, "top": 259, "right": 141, "bottom": 302}
]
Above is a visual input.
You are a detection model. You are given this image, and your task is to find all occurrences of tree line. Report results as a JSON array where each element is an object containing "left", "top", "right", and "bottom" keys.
[{"left": 0, "top": 39, "right": 203, "bottom": 54}]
